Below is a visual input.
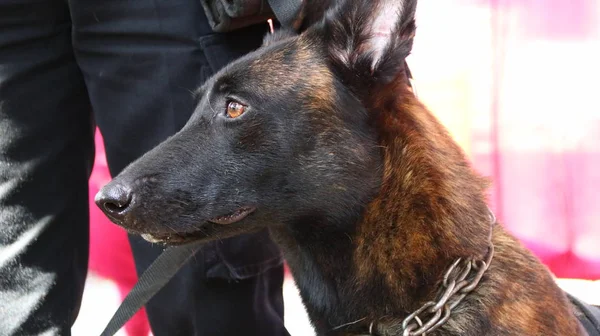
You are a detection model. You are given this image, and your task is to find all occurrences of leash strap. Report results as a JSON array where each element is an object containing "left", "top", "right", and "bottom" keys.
[
  {"left": 568, "top": 293, "right": 600, "bottom": 336},
  {"left": 267, "top": 0, "right": 303, "bottom": 29},
  {"left": 99, "top": 242, "right": 203, "bottom": 336}
]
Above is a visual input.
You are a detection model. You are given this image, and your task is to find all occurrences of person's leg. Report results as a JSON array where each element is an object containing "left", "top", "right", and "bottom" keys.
[
  {"left": 68, "top": 0, "right": 287, "bottom": 334},
  {"left": 190, "top": 265, "right": 286, "bottom": 335},
  {"left": 0, "top": 1, "right": 94, "bottom": 335}
]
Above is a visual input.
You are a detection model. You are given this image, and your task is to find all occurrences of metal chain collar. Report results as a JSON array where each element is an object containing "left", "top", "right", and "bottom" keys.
[
  {"left": 399, "top": 242, "right": 495, "bottom": 336},
  {"left": 396, "top": 209, "right": 497, "bottom": 336},
  {"left": 348, "top": 209, "right": 497, "bottom": 336}
]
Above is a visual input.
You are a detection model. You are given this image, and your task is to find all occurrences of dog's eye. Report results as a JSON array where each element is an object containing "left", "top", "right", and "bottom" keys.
[{"left": 226, "top": 101, "right": 246, "bottom": 119}]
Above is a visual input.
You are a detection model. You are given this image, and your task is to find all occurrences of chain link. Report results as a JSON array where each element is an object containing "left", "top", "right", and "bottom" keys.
[{"left": 399, "top": 242, "right": 495, "bottom": 336}]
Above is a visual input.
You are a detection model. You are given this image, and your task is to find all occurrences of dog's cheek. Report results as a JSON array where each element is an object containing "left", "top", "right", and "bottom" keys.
[
  {"left": 233, "top": 125, "right": 266, "bottom": 153},
  {"left": 233, "top": 120, "right": 269, "bottom": 153}
]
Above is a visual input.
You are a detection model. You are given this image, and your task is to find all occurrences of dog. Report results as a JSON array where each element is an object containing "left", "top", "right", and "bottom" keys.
[{"left": 96, "top": 0, "right": 592, "bottom": 334}]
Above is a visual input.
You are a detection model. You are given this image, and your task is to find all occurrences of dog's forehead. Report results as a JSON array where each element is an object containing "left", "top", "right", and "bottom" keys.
[
  {"left": 250, "top": 37, "right": 318, "bottom": 71},
  {"left": 222, "top": 37, "right": 333, "bottom": 95}
]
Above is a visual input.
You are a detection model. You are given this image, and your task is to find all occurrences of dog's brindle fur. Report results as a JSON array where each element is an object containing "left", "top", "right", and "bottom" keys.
[{"left": 98, "top": 0, "right": 585, "bottom": 334}]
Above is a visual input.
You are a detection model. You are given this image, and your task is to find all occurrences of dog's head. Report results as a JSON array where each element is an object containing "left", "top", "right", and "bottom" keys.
[{"left": 96, "top": 0, "right": 418, "bottom": 244}]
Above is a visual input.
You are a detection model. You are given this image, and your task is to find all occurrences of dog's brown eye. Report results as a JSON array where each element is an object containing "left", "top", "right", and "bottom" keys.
[{"left": 226, "top": 101, "right": 246, "bottom": 119}]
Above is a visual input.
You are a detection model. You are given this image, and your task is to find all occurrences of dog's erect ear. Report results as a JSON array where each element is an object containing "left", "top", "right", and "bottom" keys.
[{"left": 312, "top": 0, "right": 417, "bottom": 88}]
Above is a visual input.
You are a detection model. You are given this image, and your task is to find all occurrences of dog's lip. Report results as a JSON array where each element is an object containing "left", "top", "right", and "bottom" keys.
[
  {"left": 207, "top": 206, "right": 256, "bottom": 225},
  {"left": 139, "top": 207, "right": 255, "bottom": 245},
  {"left": 141, "top": 233, "right": 164, "bottom": 243},
  {"left": 141, "top": 231, "right": 205, "bottom": 245}
]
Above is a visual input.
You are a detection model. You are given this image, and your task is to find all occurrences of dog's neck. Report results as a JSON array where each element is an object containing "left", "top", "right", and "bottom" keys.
[
  {"left": 356, "top": 79, "right": 493, "bottom": 303},
  {"left": 270, "top": 80, "right": 494, "bottom": 334}
]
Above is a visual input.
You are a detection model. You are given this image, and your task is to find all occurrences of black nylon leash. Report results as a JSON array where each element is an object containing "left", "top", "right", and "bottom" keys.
[
  {"left": 569, "top": 293, "right": 600, "bottom": 336},
  {"left": 99, "top": 241, "right": 203, "bottom": 336},
  {"left": 267, "top": 0, "right": 303, "bottom": 29}
]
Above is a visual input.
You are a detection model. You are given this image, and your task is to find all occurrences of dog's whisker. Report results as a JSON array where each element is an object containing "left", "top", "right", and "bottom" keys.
[
  {"left": 344, "top": 232, "right": 353, "bottom": 243},
  {"left": 164, "top": 223, "right": 180, "bottom": 234},
  {"left": 207, "top": 91, "right": 218, "bottom": 117},
  {"left": 172, "top": 199, "right": 190, "bottom": 207},
  {"left": 177, "top": 85, "right": 196, "bottom": 97},
  {"left": 331, "top": 317, "right": 367, "bottom": 330}
]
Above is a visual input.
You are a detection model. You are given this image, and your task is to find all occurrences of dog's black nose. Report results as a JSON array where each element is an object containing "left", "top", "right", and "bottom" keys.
[{"left": 95, "top": 183, "right": 133, "bottom": 219}]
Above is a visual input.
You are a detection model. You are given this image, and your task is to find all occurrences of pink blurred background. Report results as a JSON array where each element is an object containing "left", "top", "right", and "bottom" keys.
[{"left": 83, "top": 0, "right": 600, "bottom": 334}]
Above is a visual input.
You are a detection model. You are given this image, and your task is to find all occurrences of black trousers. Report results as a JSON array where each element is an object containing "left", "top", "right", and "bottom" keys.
[{"left": 0, "top": 0, "right": 287, "bottom": 335}]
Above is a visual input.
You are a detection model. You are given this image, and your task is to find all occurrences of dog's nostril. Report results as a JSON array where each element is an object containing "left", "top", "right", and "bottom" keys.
[
  {"left": 103, "top": 200, "right": 128, "bottom": 212},
  {"left": 95, "top": 183, "right": 133, "bottom": 218}
]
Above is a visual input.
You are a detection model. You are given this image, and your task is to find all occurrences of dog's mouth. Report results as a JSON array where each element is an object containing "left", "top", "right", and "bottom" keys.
[
  {"left": 140, "top": 206, "right": 256, "bottom": 245},
  {"left": 207, "top": 206, "right": 255, "bottom": 225}
]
